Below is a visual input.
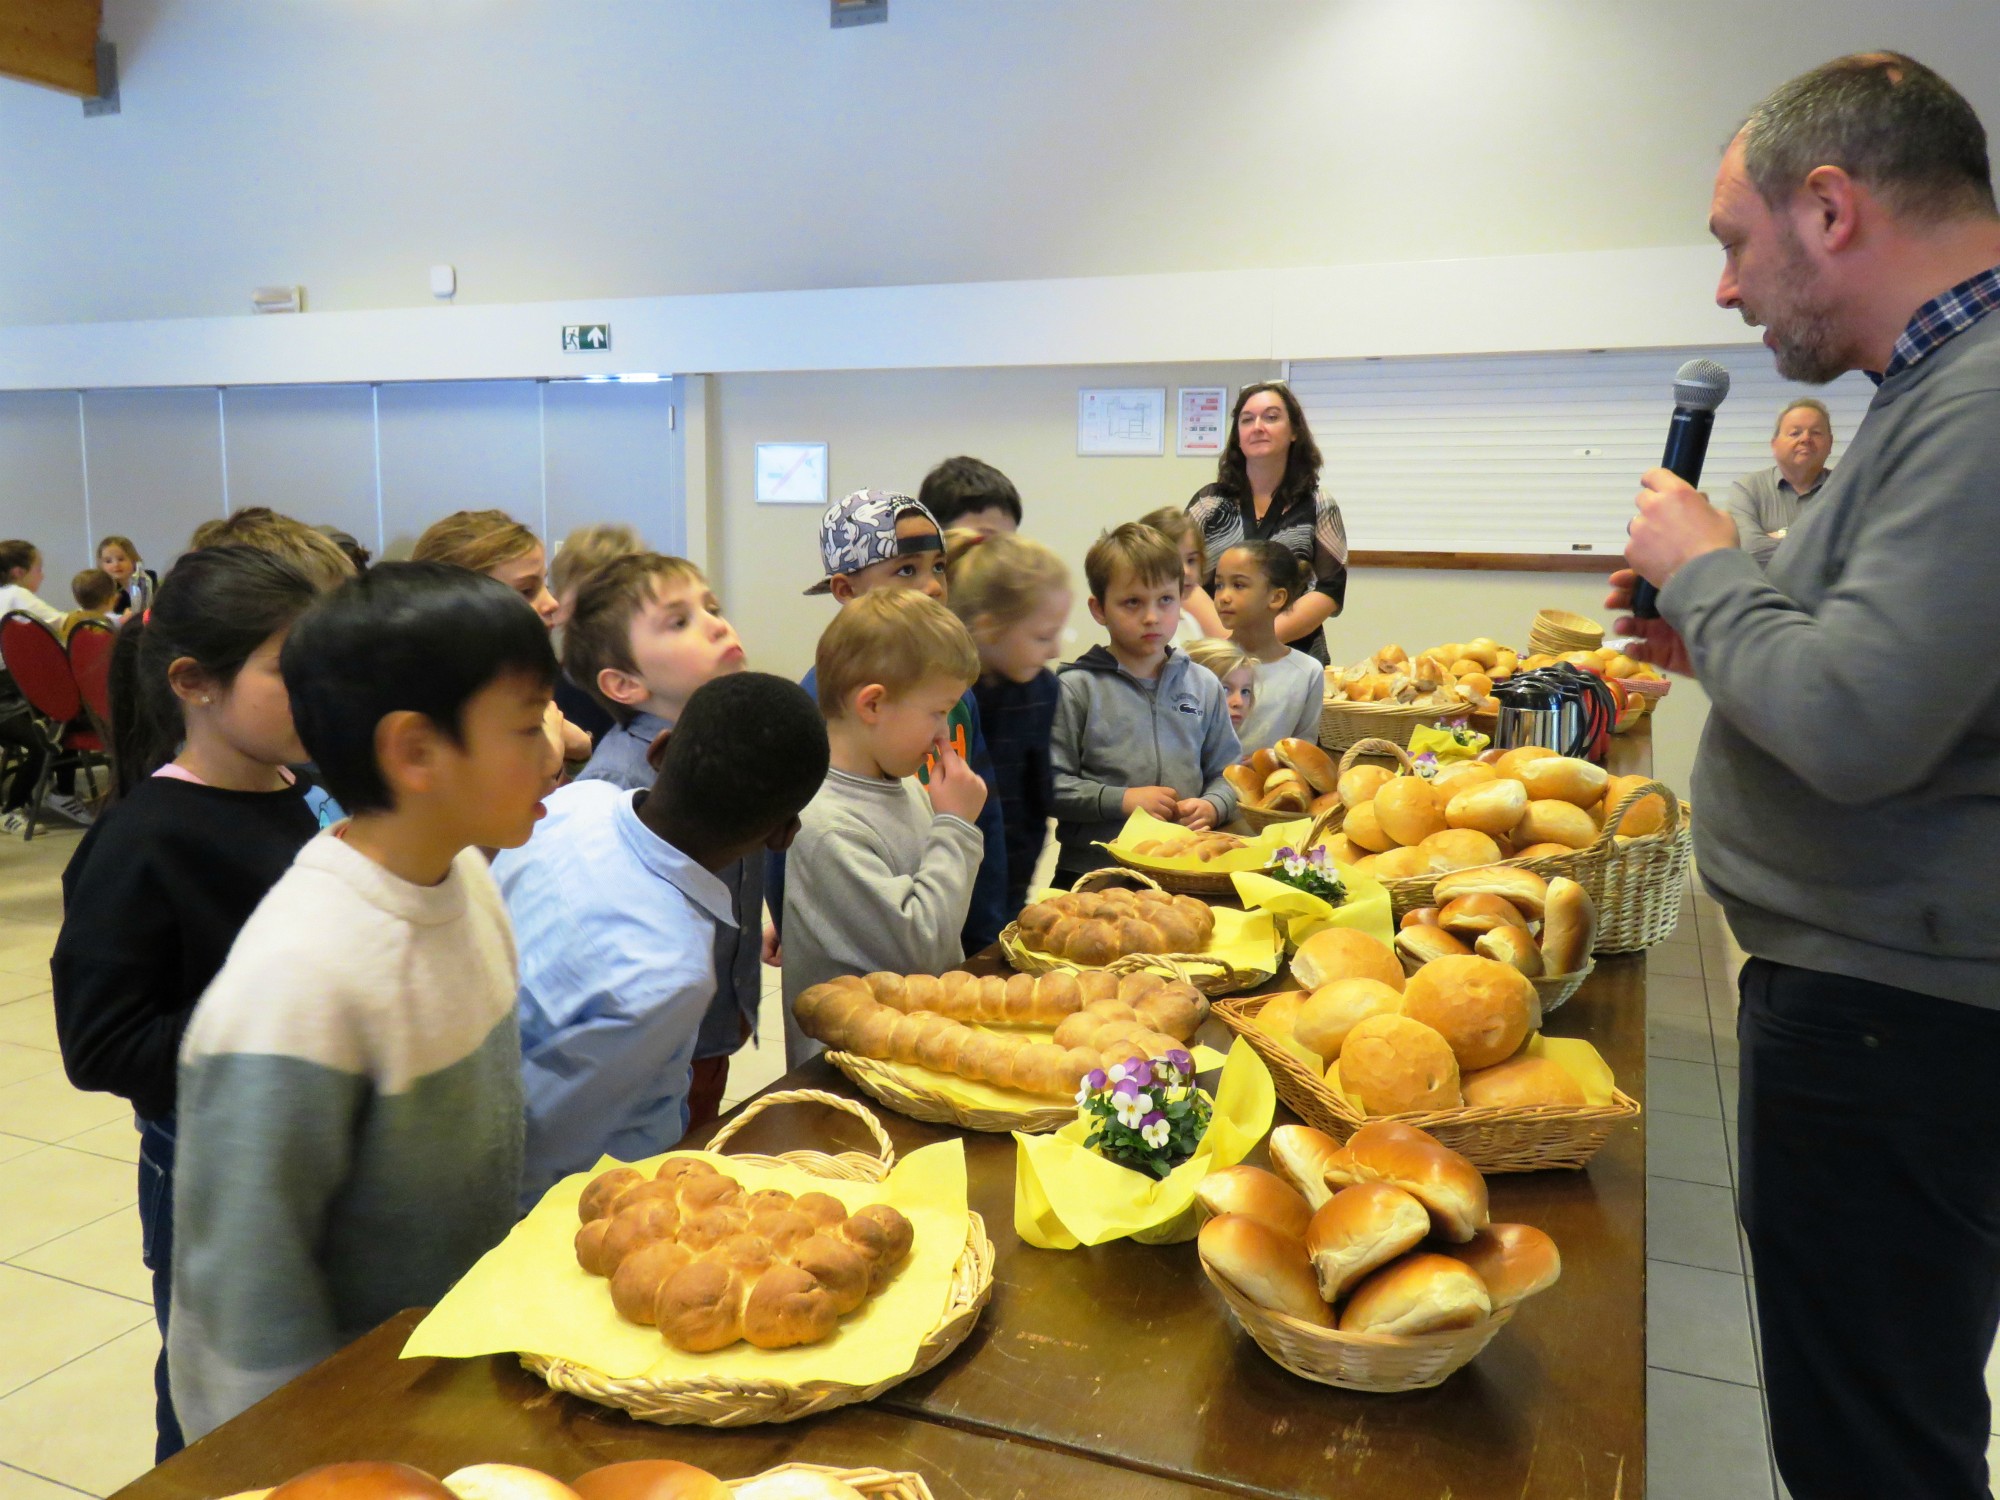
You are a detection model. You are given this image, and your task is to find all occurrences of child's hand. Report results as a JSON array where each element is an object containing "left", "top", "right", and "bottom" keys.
[
  {"left": 761, "top": 922, "right": 782, "bottom": 967},
  {"left": 926, "top": 739, "right": 989, "bottom": 823},
  {"left": 1176, "top": 798, "right": 1218, "bottom": 831},
  {"left": 1122, "top": 785, "right": 1181, "bottom": 821}
]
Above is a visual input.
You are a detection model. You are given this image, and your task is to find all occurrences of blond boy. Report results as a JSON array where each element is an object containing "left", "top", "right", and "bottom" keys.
[{"left": 781, "top": 590, "right": 987, "bottom": 1067}]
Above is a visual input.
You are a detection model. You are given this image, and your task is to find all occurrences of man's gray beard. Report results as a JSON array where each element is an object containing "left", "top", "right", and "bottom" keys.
[{"left": 1763, "top": 233, "right": 1850, "bottom": 385}]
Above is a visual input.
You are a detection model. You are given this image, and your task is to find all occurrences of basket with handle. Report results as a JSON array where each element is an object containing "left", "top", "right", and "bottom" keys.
[
  {"left": 1320, "top": 694, "right": 1463, "bottom": 753},
  {"left": 1105, "top": 834, "right": 1280, "bottom": 897},
  {"left": 1330, "top": 739, "right": 1691, "bottom": 952},
  {"left": 825, "top": 1050, "right": 1079, "bottom": 1136},
  {"left": 1002, "top": 869, "right": 1269, "bottom": 993},
  {"left": 520, "top": 1090, "right": 995, "bottom": 1426}
]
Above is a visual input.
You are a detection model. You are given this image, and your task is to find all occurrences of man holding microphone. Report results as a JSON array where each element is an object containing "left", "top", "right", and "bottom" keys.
[{"left": 1611, "top": 53, "right": 2000, "bottom": 1499}]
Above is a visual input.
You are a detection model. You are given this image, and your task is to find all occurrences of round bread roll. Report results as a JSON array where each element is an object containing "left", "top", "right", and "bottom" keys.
[
  {"left": 1516, "top": 756, "right": 1609, "bottom": 808},
  {"left": 1494, "top": 745, "right": 1558, "bottom": 779},
  {"left": 270, "top": 1466, "right": 456, "bottom": 1500},
  {"left": 1513, "top": 799, "right": 1598, "bottom": 850},
  {"left": 1400, "top": 906, "right": 1441, "bottom": 929},
  {"left": 1291, "top": 927, "right": 1405, "bottom": 993},
  {"left": 571, "top": 1462, "right": 732, "bottom": 1500},
  {"left": 1337, "top": 1013, "right": 1463, "bottom": 1115},
  {"left": 1400, "top": 954, "right": 1538, "bottom": 1072},
  {"left": 1430, "top": 760, "right": 1498, "bottom": 796},
  {"left": 1294, "top": 978, "right": 1405, "bottom": 1062},
  {"left": 1223, "top": 763, "right": 1263, "bottom": 802},
  {"left": 1371, "top": 845, "right": 1433, "bottom": 879},
  {"left": 1443, "top": 778, "right": 1528, "bottom": 838},
  {"left": 1322, "top": 1146, "right": 1362, "bottom": 1189},
  {"left": 1268, "top": 1123, "right": 1349, "bottom": 1211},
  {"left": 654, "top": 1260, "right": 747, "bottom": 1352},
  {"left": 1513, "top": 841, "right": 1574, "bottom": 860},
  {"left": 578, "top": 1168, "right": 645, "bottom": 1224},
  {"left": 1374, "top": 778, "right": 1447, "bottom": 847},
  {"left": 1602, "top": 774, "right": 1668, "bottom": 837},
  {"left": 1433, "top": 865, "right": 1549, "bottom": 921},
  {"left": 1337, "top": 1252, "right": 1492, "bottom": 1336},
  {"left": 575, "top": 1217, "right": 615, "bottom": 1277},
  {"left": 1194, "top": 1164, "right": 1314, "bottom": 1241},
  {"left": 1342, "top": 1120, "right": 1490, "bottom": 1241},
  {"left": 1343, "top": 800, "right": 1395, "bottom": 853},
  {"left": 1310, "top": 789, "right": 1343, "bottom": 816},
  {"left": 1337, "top": 763, "right": 1395, "bottom": 809},
  {"left": 1305, "top": 1182, "right": 1432, "bottom": 1302},
  {"left": 1540, "top": 876, "right": 1598, "bottom": 975},
  {"left": 1394, "top": 924, "right": 1469, "bottom": 972},
  {"left": 1416, "top": 828, "right": 1503, "bottom": 873},
  {"left": 1437, "top": 894, "right": 1527, "bottom": 938},
  {"left": 1250, "top": 746, "right": 1282, "bottom": 779},
  {"left": 1440, "top": 1222, "right": 1562, "bottom": 1311},
  {"left": 1461, "top": 1054, "right": 1586, "bottom": 1108},
  {"left": 1255, "top": 990, "right": 1304, "bottom": 1044},
  {"left": 1448, "top": 657, "right": 1483, "bottom": 678},
  {"left": 1274, "top": 737, "right": 1339, "bottom": 794},
  {"left": 444, "top": 1469, "right": 581, "bottom": 1500},
  {"left": 742, "top": 1263, "right": 841, "bottom": 1349},
  {"left": 1317, "top": 831, "right": 1359, "bottom": 866},
  {"left": 609, "top": 1238, "right": 696, "bottom": 1324},
  {"left": 794, "top": 1191, "right": 849, "bottom": 1227},
  {"left": 789, "top": 1233, "right": 871, "bottom": 1315},
  {"left": 1473, "top": 924, "right": 1544, "bottom": 978},
  {"left": 1197, "top": 1214, "right": 1335, "bottom": 1328}
]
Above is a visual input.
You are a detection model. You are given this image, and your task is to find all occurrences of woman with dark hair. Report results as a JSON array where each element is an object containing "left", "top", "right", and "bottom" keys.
[{"left": 1184, "top": 382, "right": 1349, "bottom": 662}]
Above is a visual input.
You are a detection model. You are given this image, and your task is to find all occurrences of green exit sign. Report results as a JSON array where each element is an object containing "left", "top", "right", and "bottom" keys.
[{"left": 562, "top": 324, "right": 610, "bottom": 352}]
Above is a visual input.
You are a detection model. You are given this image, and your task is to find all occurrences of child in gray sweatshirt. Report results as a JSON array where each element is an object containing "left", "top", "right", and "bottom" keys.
[
  {"left": 782, "top": 590, "right": 988, "bottom": 1067},
  {"left": 1051, "top": 523, "right": 1241, "bottom": 880}
]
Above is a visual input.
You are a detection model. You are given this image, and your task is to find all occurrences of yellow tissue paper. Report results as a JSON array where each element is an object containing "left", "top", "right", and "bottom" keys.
[
  {"left": 1097, "top": 809, "right": 1311, "bottom": 874},
  {"left": 1013, "top": 1038, "right": 1275, "bottom": 1249},
  {"left": 401, "top": 1140, "right": 970, "bottom": 1388},
  {"left": 1022, "top": 885, "right": 1283, "bottom": 986},
  {"left": 849, "top": 1043, "right": 1229, "bottom": 1114},
  {"left": 1407, "top": 724, "right": 1490, "bottom": 763},
  {"left": 1231, "top": 868, "right": 1395, "bottom": 951},
  {"left": 1326, "top": 1033, "right": 1620, "bottom": 1110}
]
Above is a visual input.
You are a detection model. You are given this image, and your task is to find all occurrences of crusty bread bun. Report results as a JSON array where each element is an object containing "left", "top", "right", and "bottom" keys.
[
  {"left": 1197, "top": 1213, "right": 1334, "bottom": 1327},
  {"left": 1223, "top": 763, "right": 1263, "bottom": 802},
  {"left": 1322, "top": 1146, "right": 1362, "bottom": 1188},
  {"left": 1440, "top": 1222, "right": 1562, "bottom": 1310},
  {"left": 1461, "top": 1054, "right": 1585, "bottom": 1108},
  {"left": 1371, "top": 845, "right": 1434, "bottom": 879},
  {"left": 1443, "top": 778, "right": 1528, "bottom": 837},
  {"left": 1195, "top": 1164, "right": 1314, "bottom": 1241},
  {"left": 1516, "top": 756, "right": 1609, "bottom": 808},
  {"left": 443, "top": 1470, "right": 581, "bottom": 1500},
  {"left": 1274, "top": 737, "right": 1339, "bottom": 794},
  {"left": 1337, "top": 1252, "right": 1492, "bottom": 1335},
  {"left": 1400, "top": 906, "right": 1441, "bottom": 929},
  {"left": 1343, "top": 801, "right": 1395, "bottom": 853},
  {"left": 1400, "top": 954, "right": 1538, "bottom": 1072},
  {"left": 1430, "top": 760, "right": 1498, "bottom": 796},
  {"left": 1416, "top": 828, "right": 1503, "bottom": 873},
  {"left": 1540, "top": 876, "right": 1598, "bottom": 975},
  {"left": 1310, "top": 789, "right": 1343, "bottom": 816},
  {"left": 1433, "top": 865, "right": 1549, "bottom": 920},
  {"left": 578, "top": 1167, "right": 645, "bottom": 1224},
  {"left": 1513, "top": 841, "right": 1574, "bottom": 860},
  {"left": 1437, "top": 894, "right": 1527, "bottom": 938},
  {"left": 1294, "top": 978, "right": 1405, "bottom": 1062},
  {"left": 1394, "top": 924, "right": 1469, "bottom": 972},
  {"left": 1374, "top": 777, "right": 1447, "bottom": 847},
  {"left": 1513, "top": 799, "right": 1598, "bottom": 850},
  {"left": 1305, "top": 1182, "right": 1431, "bottom": 1302},
  {"left": 1337, "top": 1014, "right": 1463, "bottom": 1115},
  {"left": 1602, "top": 774, "right": 1668, "bottom": 837},
  {"left": 271, "top": 1466, "right": 456, "bottom": 1500},
  {"left": 571, "top": 1463, "right": 731, "bottom": 1500},
  {"left": 1255, "top": 990, "right": 1304, "bottom": 1044},
  {"left": 1462, "top": 637, "right": 1501, "bottom": 669},
  {"left": 1291, "top": 927, "right": 1405, "bottom": 992},
  {"left": 1473, "top": 924, "right": 1544, "bottom": 978},
  {"left": 1342, "top": 1120, "right": 1490, "bottom": 1242},
  {"left": 1268, "top": 1123, "right": 1349, "bottom": 1211},
  {"left": 1250, "top": 747, "right": 1282, "bottom": 779},
  {"left": 1337, "top": 763, "right": 1395, "bottom": 810},
  {"left": 1494, "top": 745, "right": 1559, "bottom": 779},
  {"left": 1316, "top": 831, "right": 1358, "bottom": 866}
]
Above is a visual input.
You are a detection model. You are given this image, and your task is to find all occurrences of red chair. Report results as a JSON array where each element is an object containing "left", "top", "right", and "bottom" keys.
[
  {"left": 0, "top": 613, "right": 106, "bottom": 840},
  {"left": 67, "top": 619, "right": 116, "bottom": 734}
]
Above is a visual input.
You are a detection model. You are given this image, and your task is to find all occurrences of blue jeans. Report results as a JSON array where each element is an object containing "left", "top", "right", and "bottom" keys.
[{"left": 137, "top": 1116, "right": 184, "bottom": 1463}]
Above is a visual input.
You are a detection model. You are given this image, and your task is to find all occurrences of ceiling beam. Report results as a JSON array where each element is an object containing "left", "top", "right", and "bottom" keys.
[{"left": 0, "top": 0, "right": 102, "bottom": 98}]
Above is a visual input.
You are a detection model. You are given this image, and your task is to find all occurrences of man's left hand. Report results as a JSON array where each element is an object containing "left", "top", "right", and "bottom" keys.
[{"left": 1626, "top": 468, "right": 1740, "bottom": 588}]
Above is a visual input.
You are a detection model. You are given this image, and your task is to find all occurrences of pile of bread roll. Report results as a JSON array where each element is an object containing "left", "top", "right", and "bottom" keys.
[
  {"left": 1014, "top": 884, "right": 1216, "bottom": 964},
  {"left": 1321, "top": 746, "right": 1670, "bottom": 877},
  {"left": 1324, "top": 639, "right": 1519, "bottom": 715},
  {"left": 1254, "top": 921, "right": 1594, "bottom": 1115},
  {"left": 247, "top": 1457, "right": 868, "bottom": 1500},
  {"left": 1224, "top": 737, "right": 1343, "bottom": 817},
  {"left": 1197, "top": 1122, "right": 1559, "bottom": 1339},
  {"left": 794, "top": 969, "right": 1209, "bottom": 1098},
  {"left": 573, "top": 1156, "right": 914, "bottom": 1353},
  {"left": 1390, "top": 867, "right": 1596, "bottom": 982},
  {"left": 1126, "top": 828, "right": 1250, "bottom": 862}
]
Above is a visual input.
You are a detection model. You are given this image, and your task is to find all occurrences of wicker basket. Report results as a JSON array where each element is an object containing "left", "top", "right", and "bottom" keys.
[
  {"left": 1200, "top": 1251, "right": 1516, "bottom": 1392},
  {"left": 826, "top": 1049, "right": 1076, "bottom": 1135},
  {"left": 1320, "top": 695, "right": 1462, "bottom": 753},
  {"left": 1531, "top": 959, "right": 1595, "bottom": 1015},
  {"left": 1237, "top": 801, "right": 1321, "bottom": 836},
  {"left": 1213, "top": 994, "right": 1639, "bottom": 1172},
  {"left": 521, "top": 1090, "right": 995, "bottom": 1426},
  {"left": 1104, "top": 840, "right": 1276, "bottom": 897},
  {"left": 725, "top": 1465, "right": 937, "bottom": 1499},
  {"left": 1333, "top": 739, "right": 1691, "bottom": 952},
  {"left": 1004, "top": 871, "right": 1273, "bottom": 994}
]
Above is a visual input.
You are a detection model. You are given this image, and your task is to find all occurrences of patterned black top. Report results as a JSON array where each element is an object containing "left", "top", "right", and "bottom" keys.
[{"left": 1185, "top": 484, "right": 1349, "bottom": 662}]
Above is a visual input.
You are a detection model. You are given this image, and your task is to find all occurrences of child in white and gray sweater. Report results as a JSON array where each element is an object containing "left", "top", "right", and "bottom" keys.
[{"left": 781, "top": 590, "right": 987, "bottom": 1067}]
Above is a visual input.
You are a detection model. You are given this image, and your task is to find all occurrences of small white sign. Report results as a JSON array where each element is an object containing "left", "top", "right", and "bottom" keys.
[
  {"left": 1176, "top": 386, "right": 1229, "bottom": 456},
  {"left": 1077, "top": 387, "right": 1166, "bottom": 457},
  {"left": 562, "top": 323, "right": 611, "bottom": 351},
  {"left": 755, "top": 442, "right": 829, "bottom": 505}
]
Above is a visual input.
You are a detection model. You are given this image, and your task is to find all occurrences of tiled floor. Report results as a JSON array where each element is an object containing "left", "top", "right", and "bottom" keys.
[{"left": 3, "top": 827, "right": 1998, "bottom": 1497}]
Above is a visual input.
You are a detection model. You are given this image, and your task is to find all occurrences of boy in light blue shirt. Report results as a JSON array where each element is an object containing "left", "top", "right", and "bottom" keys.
[{"left": 495, "top": 672, "right": 828, "bottom": 1204}]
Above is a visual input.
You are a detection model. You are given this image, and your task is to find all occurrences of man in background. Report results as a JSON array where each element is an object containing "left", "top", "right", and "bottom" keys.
[{"left": 1718, "top": 398, "right": 1835, "bottom": 566}]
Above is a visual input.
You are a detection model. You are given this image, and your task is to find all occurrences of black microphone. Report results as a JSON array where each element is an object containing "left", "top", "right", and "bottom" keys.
[{"left": 1629, "top": 358, "right": 1731, "bottom": 619}]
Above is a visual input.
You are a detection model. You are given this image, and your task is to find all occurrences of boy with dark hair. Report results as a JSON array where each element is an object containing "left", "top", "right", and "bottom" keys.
[
  {"left": 1051, "top": 523, "right": 1240, "bottom": 881},
  {"left": 168, "top": 562, "right": 561, "bottom": 1440},
  {"left": 918, "top": 455, "right": 1023, "bottom": 535},
  {"left": 497, "top": 672, "right": 827, "bottom": 1201}
]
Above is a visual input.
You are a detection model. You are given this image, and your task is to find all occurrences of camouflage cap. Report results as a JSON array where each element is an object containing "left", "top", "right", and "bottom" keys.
[{"left": 805, "top": 488, "right": 943, "bottom": 595}]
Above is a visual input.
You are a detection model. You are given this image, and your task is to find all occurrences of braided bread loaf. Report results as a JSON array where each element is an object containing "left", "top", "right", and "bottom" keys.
[
  {"left": 1015, "top": 886, "right": 1215, "bottom": 965},
  {"left": 793, "top": 970, "right": 1209, "bottom": 1098},
  {"left": 574, "top": 1158, "right": 914, "bottom": 1353}
]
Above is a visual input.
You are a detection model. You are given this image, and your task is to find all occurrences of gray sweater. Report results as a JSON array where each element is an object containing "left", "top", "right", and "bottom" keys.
[
  {"left": 1662, "top": 309, "right": 2000, "bottom": 1007},
  {"left": 781, "top": 768, "right": 982, "bottom": 1066},
  {"left": 1051, "top": 645, "right": 1242, "bottom": 875}
]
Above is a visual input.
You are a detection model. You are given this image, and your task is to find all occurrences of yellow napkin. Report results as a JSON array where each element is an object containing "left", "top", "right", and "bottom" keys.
[
  {"left": 1021, "top": 891, "right": 1282, "bottom": 988},
  {"left": 401, "top": 1141, "right": 969, "bottom": 1387},
  {"left": 1408, "top": 724, "right": 1490, "bottom": 762},
  {"left": 1012, "top": 1039, "right": 1275, "bottom": 1249},
  {"left": 851, "top": 1042, "right": 1229, "bottom": 1113},
  {"left": 1097, "top": 809, "right": 1312, "bottom": 874},
  {"left": 1231, "top": 868, "right": 1395, "bottom": 951},
  {"left": 1326, "top": 1034, "right": 1619, "bottom": 1109}
]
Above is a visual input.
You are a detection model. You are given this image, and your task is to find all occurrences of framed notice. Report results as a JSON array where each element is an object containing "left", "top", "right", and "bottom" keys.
[
  {"left": 754, "top": 442, "right": 829, "bottom": 505},
  {"left": 1176, "top": 386, "right": 1229, "bottom": 456},
  {"left": 1077, "top": 387, "right": 1166, "bottom": 457}
]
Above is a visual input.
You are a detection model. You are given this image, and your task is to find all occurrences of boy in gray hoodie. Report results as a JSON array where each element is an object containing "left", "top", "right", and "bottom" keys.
[{"left": 1051, "top": 522, "right": 1241, "bottom": 881}]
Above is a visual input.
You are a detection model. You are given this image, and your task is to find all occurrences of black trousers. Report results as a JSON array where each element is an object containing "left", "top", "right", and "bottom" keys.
[{"left": 1738, "top": 957, "right": 2000, "bottom": 1499}]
